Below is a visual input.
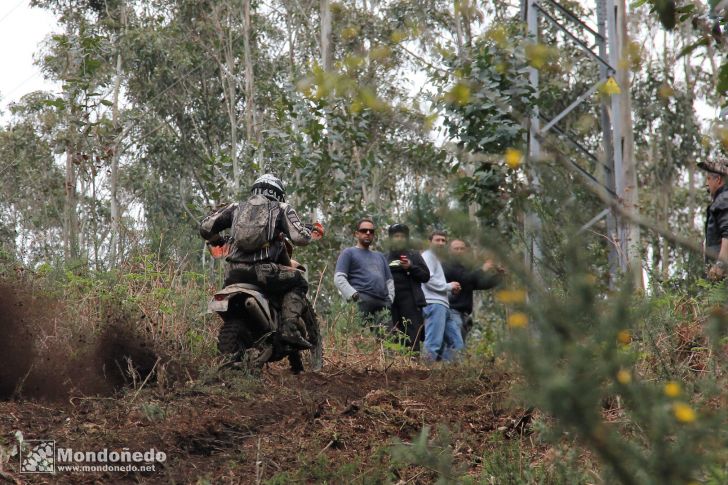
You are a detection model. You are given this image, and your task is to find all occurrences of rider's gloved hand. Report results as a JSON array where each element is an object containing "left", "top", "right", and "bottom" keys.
[
  {"left": 207, "top": 236, "right": 231, "bottom": 259},
  {"left": 207, "top": 235, "right": 230, "bottom": 247},
  {"left": 311, "top": 222, "right": 324, "bottom": 240}
]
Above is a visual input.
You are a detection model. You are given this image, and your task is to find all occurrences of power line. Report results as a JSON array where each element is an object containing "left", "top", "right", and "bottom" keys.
[
  {"left": 3, "top": 71, "right": 43, "bottom": 100},
  {"left": 0, "top": 0, "right": 26, "bottom": 26}
]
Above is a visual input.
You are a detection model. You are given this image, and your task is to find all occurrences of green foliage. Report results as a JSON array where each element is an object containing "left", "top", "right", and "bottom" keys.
[
  {"left": 501, "top": 238, "right": 728, "bottom": 484},
  {"left": 436, "top": 24, "right": 534, "bottom": 232},
  {"left": 390, "top": 426, "right": 464, "bottom": 485},
  {"left": 140, "top": 402, "right": 166, "bottom": 422},
  {"left": 639, "top": 0, "right": 677, "bottom": 30},
  {"left": 479, "top": 435, "right": 593, "bottom": 484},
  {"left": 440, "top": 29, "right": 533, "bottom": 155}
]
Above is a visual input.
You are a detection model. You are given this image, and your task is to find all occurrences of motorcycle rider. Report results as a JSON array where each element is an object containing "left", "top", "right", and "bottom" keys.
[{"left": 199, "top": 174, "right": 322, "bottom": 350}]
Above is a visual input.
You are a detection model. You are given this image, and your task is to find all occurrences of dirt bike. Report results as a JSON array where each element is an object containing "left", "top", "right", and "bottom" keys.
[
  {"left": 207, "top": 235, "right": 323, "bottom": 374},
  {"left": 208, "top": 282, "right": 322, "bottom": 373}
]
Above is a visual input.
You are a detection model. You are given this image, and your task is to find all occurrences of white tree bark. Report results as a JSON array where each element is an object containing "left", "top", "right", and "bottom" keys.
[
  {"left": 618, "top": 0, "right": 642, "bottom": 287},
  {"left": 108, "top": 2, "right": 127, "bottom": 267},
  {"left": 242, "top": 0, "right": 258, "bottom": 174},
  {"left": 320, "top": 0, "right": 332, "bottom": 71}
]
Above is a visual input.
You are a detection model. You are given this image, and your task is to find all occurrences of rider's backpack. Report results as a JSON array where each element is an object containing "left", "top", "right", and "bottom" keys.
[{"left": 231, "top": 195, "right": 276, "bottom": 252}]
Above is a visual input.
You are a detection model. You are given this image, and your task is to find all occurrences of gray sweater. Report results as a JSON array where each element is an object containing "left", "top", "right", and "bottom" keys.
[
  {"left": 334, "top": 247, "right": 394, "bottom": 303},
  {"left": 421, "top": 249, "right": 453, "bottom": 307}
]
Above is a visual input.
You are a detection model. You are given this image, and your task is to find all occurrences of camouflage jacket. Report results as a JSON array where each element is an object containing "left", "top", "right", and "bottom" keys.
[
  {"left": 199, "top": 199, "right": 312, "bottom": 264},
  {"left": 706, "top": 185, "right": 728, "bottom": 261}
]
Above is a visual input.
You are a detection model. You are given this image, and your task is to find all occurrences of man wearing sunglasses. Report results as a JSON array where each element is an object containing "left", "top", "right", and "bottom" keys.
[
  {"left": 334, "top": 218, "right": 395, "bottom": 329},
  {"left": 698, "top": 159, "right": 728, "bottom": 281}
]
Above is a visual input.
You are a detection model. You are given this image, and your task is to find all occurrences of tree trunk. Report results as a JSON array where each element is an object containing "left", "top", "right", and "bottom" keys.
[
  {"left": 658, "top": 29, "right": 674, "bottom": 281},
  {"left": 453, "top": 0, "right": 466, "bottom": 64},
  {"left": 286, "top": 4, "right": 296, "bottom": 79},
  {"left": 242, "top": 0, "right": 257, "bottom": 172},
  {"left": 682, "top": 24, "right": 698, "bottom": 228},
  {"left": 617, "top": 0, "right": 641, "bottom": 287},
  {"left": 63, "top": 22, "right": 79, "bottom": 263},
  {"left": 227, "top": 6, "right": 239, "bottom": 195},
  {"left": 64, "top": 147, "right": 78, "bottom": 262},
  {"left": 226, "top": 10, "right": 239, "bottom": 195},
  {"left": 320, "top": 0, "right": 332, "bottom": 71},
  {"left": 108, "top": 2, "right": 126, "bottom": 268},
  {"left": 660, "top": 183, "right": 671, "bottom": 280}
]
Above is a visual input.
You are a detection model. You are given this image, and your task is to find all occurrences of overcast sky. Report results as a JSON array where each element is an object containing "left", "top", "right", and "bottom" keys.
[{"left": 0, "top": 1, "right": 58, "bottom": 116}]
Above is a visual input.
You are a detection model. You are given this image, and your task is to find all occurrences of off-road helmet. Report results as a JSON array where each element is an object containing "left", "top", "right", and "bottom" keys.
[{"left": 251, "top": 174, "right": 285, "bottom": 202}]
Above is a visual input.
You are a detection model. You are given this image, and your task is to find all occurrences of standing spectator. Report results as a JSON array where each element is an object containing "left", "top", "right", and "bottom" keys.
[
  {"left": 386, "top": 224, "right": 430, "bottom": 351},
  {"left": 697, "top": 158, "right": 728, "bottom": 280},
  {"left": 421, "top": 230, "right": 463, "bottom": 362},
  {"left": 334, "top": 218, "right": 395, "bottom": 330},
  {"left": 443, "top": 239, "right": 503, "bottom": 342}
]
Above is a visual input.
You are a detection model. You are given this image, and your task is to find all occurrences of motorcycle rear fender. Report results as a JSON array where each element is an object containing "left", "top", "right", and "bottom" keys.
[{"left": 207, "top": 283, "right": 272, "bottom": 320}]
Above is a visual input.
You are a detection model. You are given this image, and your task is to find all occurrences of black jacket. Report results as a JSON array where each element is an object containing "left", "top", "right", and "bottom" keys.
[
  {"left": 386, "top": 250, "right": 430, "bottom": 308},
  {"left": 199, "top": 196, "right": 311, "bottom": 264},
  {"left": 443, "top": 260, "right": 502, "bottom": 314},
  {"left": 705, "top": 185, "right": 728, "bottom": 261}
]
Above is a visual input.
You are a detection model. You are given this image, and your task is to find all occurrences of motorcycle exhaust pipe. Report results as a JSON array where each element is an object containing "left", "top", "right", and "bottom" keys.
[{"left": 244, "top": 297, "right": 274, "bottom": 333}]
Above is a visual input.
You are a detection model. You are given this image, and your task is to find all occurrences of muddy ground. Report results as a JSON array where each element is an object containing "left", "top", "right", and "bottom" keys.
[
  {"left": 0, "top": 278, "right": 537, "bottom": 484},
  {"left": 0, "top": 353, "right": 535, "bottom": 484}
]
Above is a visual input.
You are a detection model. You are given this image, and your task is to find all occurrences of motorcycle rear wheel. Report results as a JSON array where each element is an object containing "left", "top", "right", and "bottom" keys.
[{"left": 218, "top": 318, "right": 244, "bottom": 356}]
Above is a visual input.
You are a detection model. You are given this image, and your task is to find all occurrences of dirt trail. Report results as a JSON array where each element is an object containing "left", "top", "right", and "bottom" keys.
[
  {"left": 0, "top": 358, "right": 526, "bottom": 484},
  {"left": 0, "top": 280, "right": 168, "bottom": 402}
]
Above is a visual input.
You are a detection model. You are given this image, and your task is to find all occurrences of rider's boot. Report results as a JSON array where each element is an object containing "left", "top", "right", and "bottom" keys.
[
  {"left": 279, "top": 318, "right": 313, "bottom": 350},
  {"left": 288, "top": 352, "right": 304, "bottom": 374}
]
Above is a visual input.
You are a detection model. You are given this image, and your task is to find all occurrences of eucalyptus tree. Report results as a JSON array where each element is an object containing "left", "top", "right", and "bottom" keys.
[
  {"left": 0, "top": 94, "right": 65, "bottom": 264},
  {"left": 26, "top": 0, "right": 126, "bottom": 268}
]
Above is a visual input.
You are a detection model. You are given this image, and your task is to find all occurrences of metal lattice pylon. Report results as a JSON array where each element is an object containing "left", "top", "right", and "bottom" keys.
[{"left": 522, "top": 0, "right": 630, "bottom": 283}]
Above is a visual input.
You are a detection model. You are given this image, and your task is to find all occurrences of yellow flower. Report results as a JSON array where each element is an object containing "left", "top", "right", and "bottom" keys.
[
  {"left": 445, "top": 82, "right": 471, "bottom": 106},
  {"left": 616, "top": 369, "right": 631, "bottom": 385},
  {"left": 495, "top": 289, "right": 527, "bottom": 304},
  {"left": 672, "top": 402, "right": 696, "bottom": 423},
  {"left": 525, "top": 42, "right": 555, "bottom": 69},
  {"left": 343, "top": 55, "right": 364, "bottom": 70},
  {"left": 495, "top": 62, "right": 508, "bottom": 74},
  {"left": 369, "top": 45, "right": 392, "bottom": 61},
  {"left": 485, "top": 25, "right": 508, "bottom": 49},
  {"left": 617, "top": 330, "right": 632, "bottom": 345},
  {"left": 507, "top": 312, "right": 528, "bottom": 328},
  {"left": 390, "top": 29, "right": 407, "bottom": 43},
  {"left": 599, "top": 77, "right": 621, "bottom": 96},
  {"left": 341, "top": 26, "right": 359, "bottom": 40},
  {"left": 504, "top": 148, "right": 523, "bottom": 169},
  {"left": 657, "top": 83, "right": 674, "bottom": 99},
  {"left": 664, "top": 381, "right": 681, "bottom": 398},
  {"left": 350, "top": 99, "right": 363, "bottom": 114},
  {"left": 716, "top": 124, "right": 728, "bottom": 149},
  {"left": 423, "top": 114, "right": 437, "bottom": 131}
]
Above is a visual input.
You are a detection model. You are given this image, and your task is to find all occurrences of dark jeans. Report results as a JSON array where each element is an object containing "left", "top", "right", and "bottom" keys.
[
  {"left": 225, "top": 262, "right": 309, "bottom": 329},
  {"left": 390, "top": 295, "right": 425, "bottom": 351},
  {"left": 356, "top": 294, "right": 391, "bottom": 334}
]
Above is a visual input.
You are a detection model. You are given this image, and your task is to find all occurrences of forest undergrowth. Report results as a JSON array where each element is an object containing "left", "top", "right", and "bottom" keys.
[{"left": 0, "top": 253, "right": 726, "bottom": 484}]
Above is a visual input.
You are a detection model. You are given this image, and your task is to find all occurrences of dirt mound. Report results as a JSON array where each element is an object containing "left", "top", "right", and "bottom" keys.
[
  {"left": 0, "top": 282, "right": 38, "bottom": 399},
  {"left": 93, "top": 324, "right": 162, "bottom": 391},
  {"left": 0, "top": 279, "right": 166, "bottom": 402}
]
